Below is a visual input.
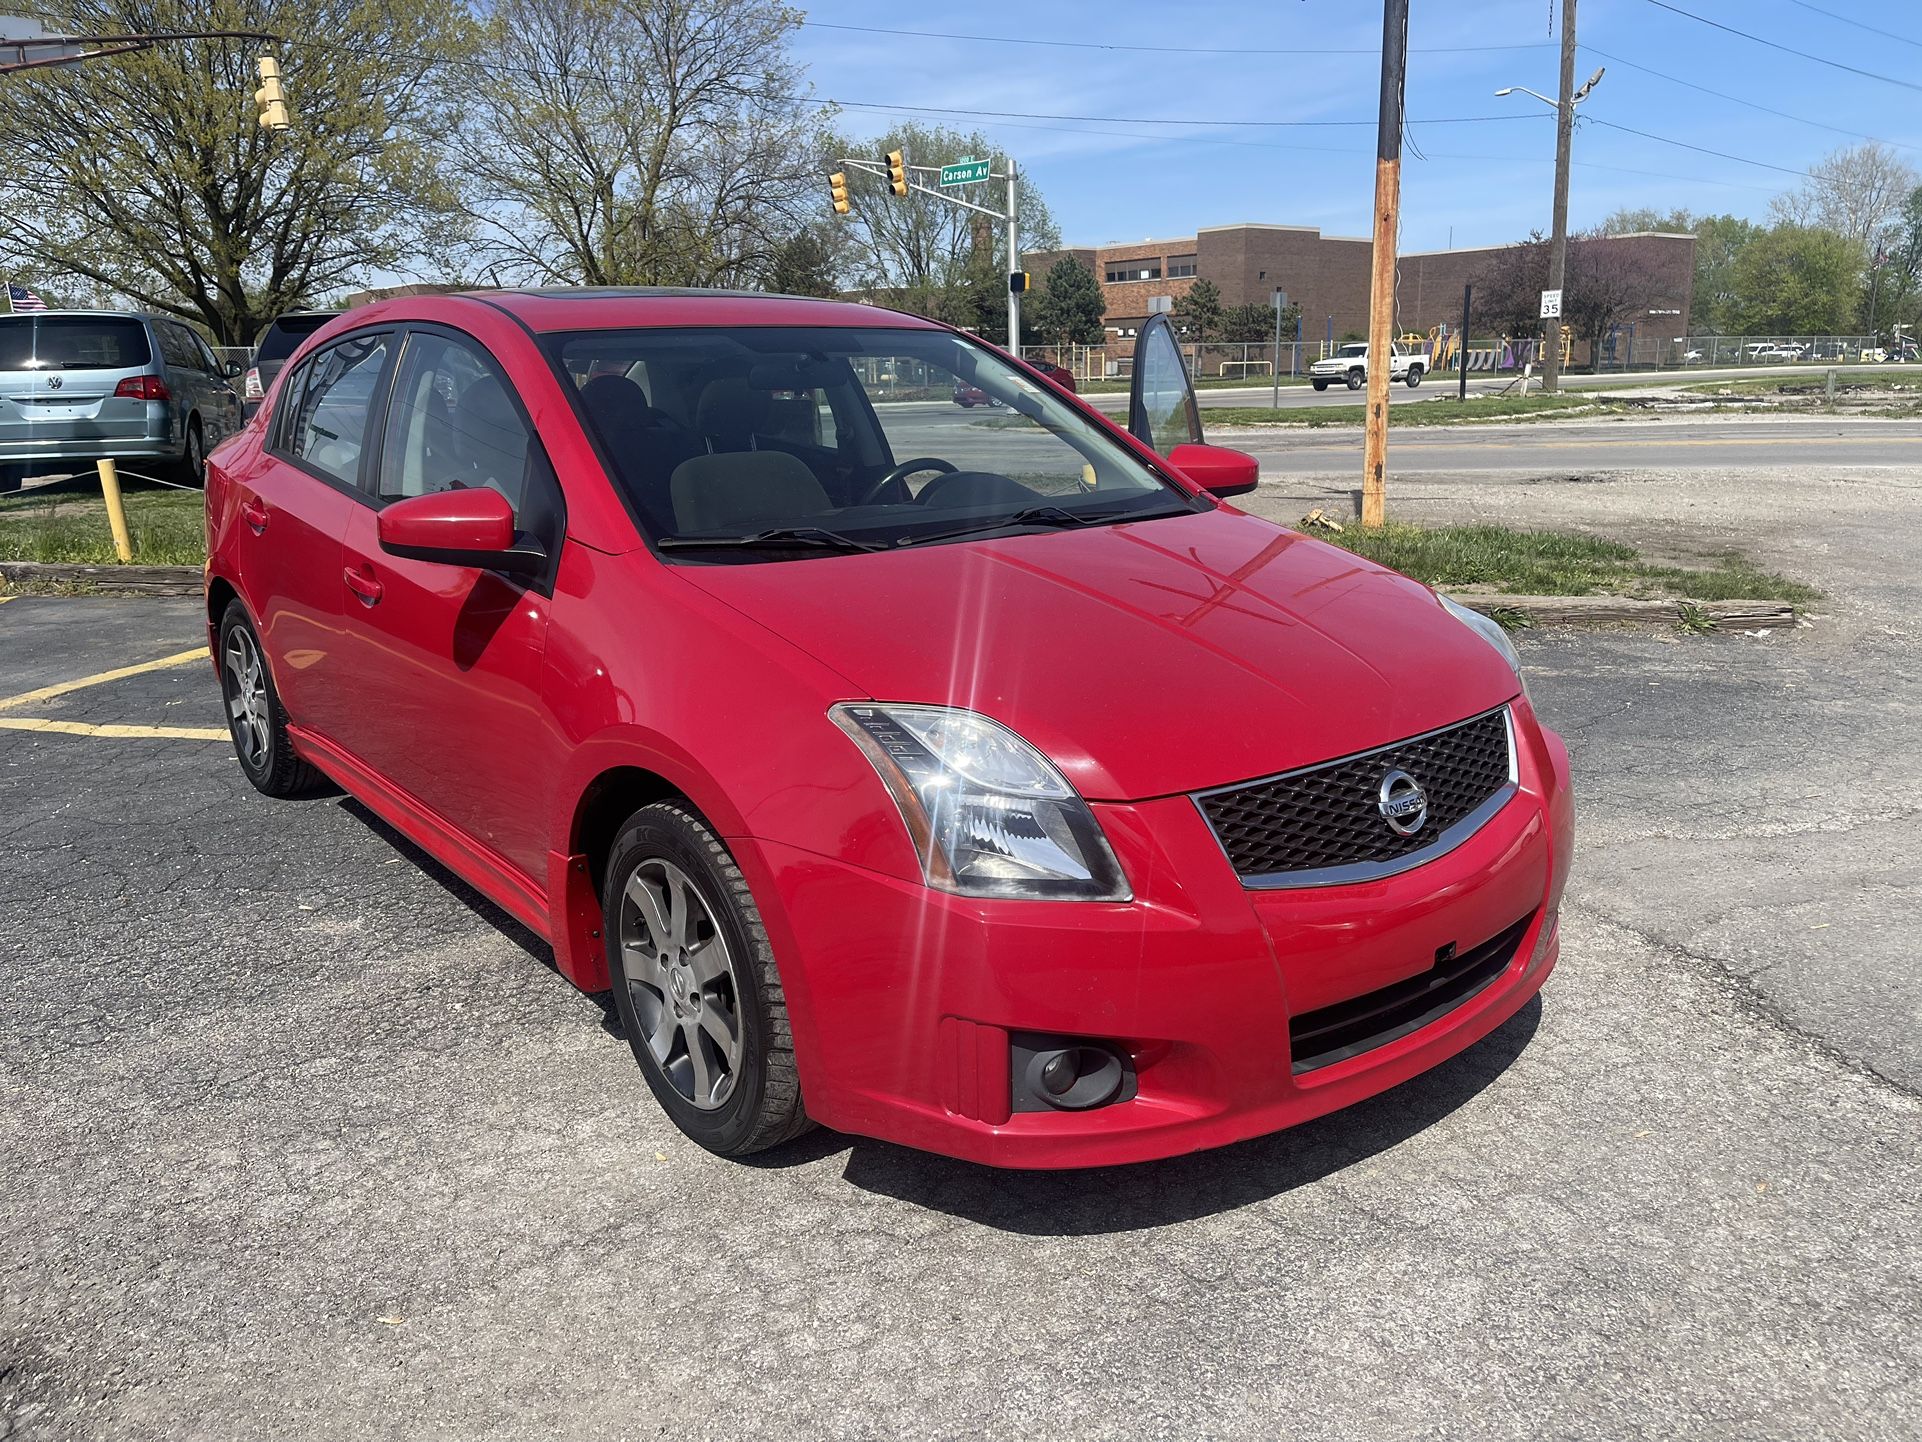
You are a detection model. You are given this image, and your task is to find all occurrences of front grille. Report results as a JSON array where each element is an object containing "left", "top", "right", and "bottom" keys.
[
  {"left": 1195, "top": 707, "right": 1513, "bottom": 885},
  {"left": 1289, "top": 914, "right": 1533, "bottom": 1074}
]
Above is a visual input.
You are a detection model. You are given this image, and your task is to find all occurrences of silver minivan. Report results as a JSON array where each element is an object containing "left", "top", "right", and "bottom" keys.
[{"left": 0, "top": 310, "right": 243, "bottom": 492}]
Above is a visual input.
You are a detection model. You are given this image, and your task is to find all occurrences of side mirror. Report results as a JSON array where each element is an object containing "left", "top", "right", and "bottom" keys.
[
  {"left": 227, "top": 361, "right": 245, "bottom": 379},
  {"left": 1167, "top": 442, "right": 1259, "bottom": 499},
  {"left": 377, "top": 487, "right": 547, "bottom": 576}
]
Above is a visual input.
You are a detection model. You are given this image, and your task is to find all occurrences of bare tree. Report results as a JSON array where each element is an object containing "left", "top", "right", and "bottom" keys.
[
  {"left": 0, "top": 0, "right": 464, "bottom": 343},
  {"left": 1769, "top": 141, "right": 1920, "bottom": 255},
  {"left": 451, "top": 0, "right": 831, "bottom": 288}
]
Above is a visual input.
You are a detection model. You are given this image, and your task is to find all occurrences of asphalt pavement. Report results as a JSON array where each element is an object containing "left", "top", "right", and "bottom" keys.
[{"left": 3, "top": 420, "right": 1920, "bottom": 1438}]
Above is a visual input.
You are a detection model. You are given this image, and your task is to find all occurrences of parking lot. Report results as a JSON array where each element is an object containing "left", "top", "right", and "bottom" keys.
[{"left": 4, "top": 442, "right": 1921, "bottom": 1438}]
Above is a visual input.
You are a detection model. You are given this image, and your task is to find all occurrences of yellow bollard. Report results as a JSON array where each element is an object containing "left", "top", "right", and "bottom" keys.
[{"left": 96, "top": 458, "right": 134, "bottom": 564}]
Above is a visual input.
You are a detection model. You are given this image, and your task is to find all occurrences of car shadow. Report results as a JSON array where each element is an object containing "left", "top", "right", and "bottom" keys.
[
  {"left": 331, "top": 792, "right": 1542, "bottom": 1227},
  {"left": 769, "top": 998, "right": 1542, "bottom": 1236}
]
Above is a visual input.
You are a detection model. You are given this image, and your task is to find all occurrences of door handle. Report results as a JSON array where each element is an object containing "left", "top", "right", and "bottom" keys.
[
  {"left": 240, "top": 499, "right": 269, "bottom": 534},
  {"left": 342, "top": 565, "right": 384, "bottom": 606}
]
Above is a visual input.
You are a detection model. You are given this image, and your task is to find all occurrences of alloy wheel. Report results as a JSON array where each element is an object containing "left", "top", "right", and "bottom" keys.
[
  {"left": 223, "top": 627, "right": 270, "bottom": 768},
  {"left": 618, "top": 859, "right": 745, "bottom": 1110}
]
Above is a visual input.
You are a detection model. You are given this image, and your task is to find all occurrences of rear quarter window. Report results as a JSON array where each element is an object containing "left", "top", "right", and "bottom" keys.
[
  {"left": 0, "top": 316, "right": 152, "bottom": 370},
  {"left": 255, "top": 314, "right": 339, "bottom": 364}
]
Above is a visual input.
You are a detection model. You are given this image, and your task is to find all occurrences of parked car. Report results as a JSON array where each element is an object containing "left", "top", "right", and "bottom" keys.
[
  {"left": 243, "top": 310, "right": 341, "bottom": 419},
  {"left": 1309, "top": 341, "right": 1425, "bottom": 391},
  {"left": 951, "top": 381, "right": 993, "bottom": 408},
  {"left": 0, "top": 310, "right": 242, "bottom": 491},
  {"left": 206, "top": 295, "right": 1572, "bottom": 1168},
  {"left": 1025, "top": 357, "right": 1078, "bottom": 393}
]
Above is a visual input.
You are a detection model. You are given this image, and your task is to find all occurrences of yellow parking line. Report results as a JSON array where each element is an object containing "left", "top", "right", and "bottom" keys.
[
  {"left": 0, "top": 716, "right": 228, "bottom": 741},
  {"left": 0, "top": 646, "right": 208, "bottom": 713}
]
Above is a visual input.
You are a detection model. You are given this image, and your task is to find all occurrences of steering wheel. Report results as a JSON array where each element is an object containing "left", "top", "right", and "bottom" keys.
[{"left": 857, "top": 457, "right": 957, "bottom": 506}]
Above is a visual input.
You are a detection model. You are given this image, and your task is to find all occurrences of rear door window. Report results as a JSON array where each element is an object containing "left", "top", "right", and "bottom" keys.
[
  {"left": 283, "top": 332, "right": 392, "bottom": 488},
  {"left": 0, "top": 316, "right": 152, "bottom": 370},
  {"left": 156, "top": 323, "right": 201, "bottom": 372}
]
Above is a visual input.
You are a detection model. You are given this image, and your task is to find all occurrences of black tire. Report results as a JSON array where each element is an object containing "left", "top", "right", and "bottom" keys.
[
  {"left": 216, "top": 600, "right": 325, "bottom": 798},
  {"left": 1311, "top": 379, "right": 1328, "bottom": 392},
  {"left": 1406, "top": 366, "right": 1424, "bottom": 388},
  {"left": 603, "top": 802, "right": 811, "bottom": 1158},
  {"left": 173, "top": 418, "right": 205, "bottom": 487},
  {"left": 1345, "top": 369, "right": 1365, "bottom": 391}
]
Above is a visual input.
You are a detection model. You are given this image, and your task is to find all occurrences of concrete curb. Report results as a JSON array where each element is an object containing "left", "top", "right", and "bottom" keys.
[
  {"left": 1, "top": 560, "right": 203, "bottom": 596},
  {"left": 1450, "top": 591, "right": 1798, "bottom": 631}
]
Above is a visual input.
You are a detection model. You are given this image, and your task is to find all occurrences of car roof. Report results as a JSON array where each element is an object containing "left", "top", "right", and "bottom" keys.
[
  {"left": 420, "top": 287, "right": 944, "bottom": 335},
  {"left": 0, "top": 309, "right": 158, "bottom": 321}
]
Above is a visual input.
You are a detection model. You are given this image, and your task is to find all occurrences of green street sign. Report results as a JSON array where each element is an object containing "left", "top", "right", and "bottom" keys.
[{"left": 939, "top": 158, "right": 992, "bottom": 187}]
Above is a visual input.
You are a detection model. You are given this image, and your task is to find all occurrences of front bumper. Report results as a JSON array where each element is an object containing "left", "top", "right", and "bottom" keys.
[{"left": 745, "top": 699, "right": 1575, "bottom": 1168}]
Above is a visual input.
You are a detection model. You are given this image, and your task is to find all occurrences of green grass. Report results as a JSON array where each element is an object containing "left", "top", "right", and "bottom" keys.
[
  {"left": 0, "top": 486, "right": 205, "bottom": 566},
  {"left": 1206, "top": 393, "right": 1617, "bottom": 428},
  {"left": 1320, "top": 522, "right": 1820, "bottom": 604}
]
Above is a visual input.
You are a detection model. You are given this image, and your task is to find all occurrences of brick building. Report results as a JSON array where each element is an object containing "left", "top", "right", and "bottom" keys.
[{"left": 1027, "top": 223, "right": 1695, "bottom": 352}]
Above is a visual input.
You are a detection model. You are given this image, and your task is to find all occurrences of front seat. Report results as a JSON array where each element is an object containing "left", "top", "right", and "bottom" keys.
[
  {"left": 694, "top": 376, "right": 773, "bottom": 453},
  {"left": 668, "top": 452, "right": 831, "bottom": 535},
  {"left": 579, "top": 373, "right": 700, "bottom": 530}
]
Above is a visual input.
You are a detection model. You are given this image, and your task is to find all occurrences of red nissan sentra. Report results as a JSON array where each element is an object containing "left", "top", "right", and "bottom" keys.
[{"left": 205, "top": 290, "right": 1573, "bottom": 1169}]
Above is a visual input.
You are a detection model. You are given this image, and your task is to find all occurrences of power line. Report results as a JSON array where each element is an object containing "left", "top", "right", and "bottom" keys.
[
  {"left": 816, "top": 99, "right": 1549, "bottom": 130},
  {"left": 1642, "top": 0, "right": 1922, "bottom": 94},
  {"left": 1580, "top": 43, "right": 1922, "bottom": 156},
  {"left": 799, "top": 20, "right": 1555, "bottom": 57},
  {"left": 1783, "top": 0, "right": 1922, "bottom": 50},
  {"left": 1584, "top": 115, "right": 1813, "bottom": 179}
]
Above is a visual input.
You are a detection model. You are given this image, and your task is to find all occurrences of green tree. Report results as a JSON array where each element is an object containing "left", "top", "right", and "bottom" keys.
[
  {"left": 1689, "top": 214, "right": 1768, "bottom": 335},
  {"left": 0, "top": 0, "right": 464, "bottom": 344},
  {"left": 1729, "top": 226, "right": 1862, "bottom": 334},
  {"left": 1866, "top": 186, "right": 1922, "bottom": 334},
  {"left": 1174, "top": 278, "right": 1223, "bottom": 340},
  {"left": 451, "top": 0, "right": 831, "bottom": 289},
  {"left": 1220, "top": 301, "right": 1277, "bottom": 342},
  {"left": 1032, "top": 256, "right": 1105, "bottom": 348},
  {"left": 1598, "top": 206, "right": 1697, "bottom": 235},
  {"left": 762, "top": 229, "right": 842, "bottom": 297}
]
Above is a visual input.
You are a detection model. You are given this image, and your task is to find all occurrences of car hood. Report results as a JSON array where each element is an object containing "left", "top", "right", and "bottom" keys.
[{"left": 676, "top": 507, "right": 1521, "bottom": 800}]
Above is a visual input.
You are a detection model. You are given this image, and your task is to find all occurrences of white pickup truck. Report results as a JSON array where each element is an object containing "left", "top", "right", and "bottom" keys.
[{"left": 1309, "top": 342, "right": 1425, "bottom": 392}]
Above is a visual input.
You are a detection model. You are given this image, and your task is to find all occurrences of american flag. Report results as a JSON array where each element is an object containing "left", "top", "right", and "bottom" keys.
[{"left": 6, "top": 283, "right": 46, "bottom": 312}]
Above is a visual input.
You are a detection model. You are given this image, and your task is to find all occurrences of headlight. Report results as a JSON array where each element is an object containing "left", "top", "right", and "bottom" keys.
[
  {"left": 1439, "top": 593, "right": 1527, "bottom": 691},
  {"left": 830, "top": 703, "right": 1131, "bottom": 901}
]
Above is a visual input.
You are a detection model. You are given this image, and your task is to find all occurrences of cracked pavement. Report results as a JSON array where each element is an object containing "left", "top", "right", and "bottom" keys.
[{"left": 3, "top": 440, "right": 1920, "bottom": 1439}]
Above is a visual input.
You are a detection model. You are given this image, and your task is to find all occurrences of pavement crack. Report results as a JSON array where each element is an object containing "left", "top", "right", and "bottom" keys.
[{"left": 1565, "top": 899, "right": 1922, "bottom": 1103}]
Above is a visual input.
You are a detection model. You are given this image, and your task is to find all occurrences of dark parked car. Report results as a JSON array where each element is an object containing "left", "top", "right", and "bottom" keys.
[
  {"left": 244, "top": 311, "right": 341, "bottom": 418},
  {"left": 0, "top": 310, "right": 242, "bottom": 491}
]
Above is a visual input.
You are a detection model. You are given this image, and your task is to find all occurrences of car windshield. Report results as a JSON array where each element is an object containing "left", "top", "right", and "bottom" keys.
[
  {"left": 1337, "top": 344, "right": 1368, "bottom": 358},
  {"left": 255, "top": 313, "right": 338, "bottom": 363},
  {"left": 0, "top": 316, "right": 151, "bottom": 371},
  {"left": 549, "top": 325, "right": 1202, "bottom": 559}
]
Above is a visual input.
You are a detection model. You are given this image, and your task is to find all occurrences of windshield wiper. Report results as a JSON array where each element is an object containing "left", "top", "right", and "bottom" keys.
[
  {"left": 656, "top": 525, "right": 886, "bottom": 554},
  {"left": 905, "top": 504, "right": 1182, "bottom": 547}
]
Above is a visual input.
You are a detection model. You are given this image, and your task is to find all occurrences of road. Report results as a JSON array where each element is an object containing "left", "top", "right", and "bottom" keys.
[
  {"left": 1233, "top": 415, "right": 1922, "bottom": 474},
  {"left": 2, "top": 419, "right": 1920, "bottom": 1438},
  {"left": 1077, "top": 360, "right": 1904, "bottom": 412}
]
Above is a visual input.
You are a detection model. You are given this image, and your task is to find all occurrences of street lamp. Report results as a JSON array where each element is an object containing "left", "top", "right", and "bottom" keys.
[{"left": 1497, "top": 26, "right": 1606, "bottom": 395}]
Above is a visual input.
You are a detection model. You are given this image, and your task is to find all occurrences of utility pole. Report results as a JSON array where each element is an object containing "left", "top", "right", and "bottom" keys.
[
  {"left": 1360, "top": 0, "right": 1408, "bottom": 529},
  {"left": 1458, "top": 284, "right": 1472, "bottom": 402},
  {"left": 1006, "top": 156, "right": 1021, "bottom": 354},
  {"left": 1542, "top": 0, "right": 1578, "bottom": 395}
]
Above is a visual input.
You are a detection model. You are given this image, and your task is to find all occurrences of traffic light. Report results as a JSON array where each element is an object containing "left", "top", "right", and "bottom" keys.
[
  {"left": 1008, "top": 271, "right": 1031, "bottom": 295},
  {"left": 254, "top": 56, "right": 289, "bottom": 131},
  {"left": 829, "top": 171, "right": 849, "bottom": 215},
  {"left": 885, "top": 149, "right": 908, "bottom": 197}
]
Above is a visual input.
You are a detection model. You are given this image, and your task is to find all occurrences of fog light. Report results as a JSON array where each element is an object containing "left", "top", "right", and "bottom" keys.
[{"left": 1010, "top": 1033, "right": 1133, "bottom": 1112}]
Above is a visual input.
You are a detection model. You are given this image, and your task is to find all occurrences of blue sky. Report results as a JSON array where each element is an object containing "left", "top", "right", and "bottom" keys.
[{"left": 789, "top": 0, "right": 1922, "bottom": 252}]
